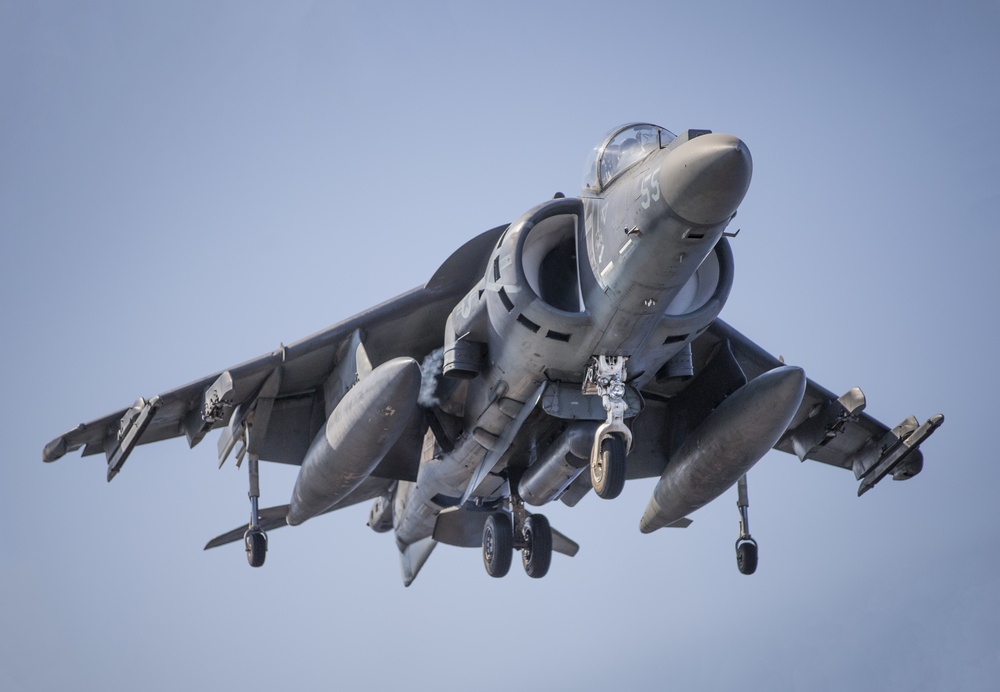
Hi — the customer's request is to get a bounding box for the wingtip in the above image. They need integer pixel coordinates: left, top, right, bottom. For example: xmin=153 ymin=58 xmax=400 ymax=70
xmin=42 ymin=436 xmax=67 ymax=463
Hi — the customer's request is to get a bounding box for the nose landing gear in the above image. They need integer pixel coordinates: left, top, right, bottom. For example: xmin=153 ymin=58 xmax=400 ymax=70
xmin=583 ymin=355 xmax=633 ymax=500
xmin=592 ymin=434 xmax=627 ymax=500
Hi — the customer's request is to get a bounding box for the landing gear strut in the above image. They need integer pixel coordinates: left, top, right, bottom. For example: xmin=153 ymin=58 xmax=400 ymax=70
xmin=244 ymin=453 xmax=268 ymax=567
xmin=735 ymin=474 xmax=758 ymax=575
xmin=481 ymin=469 xmax=553 ymax=579
xmin=583 ymin=355 xmax=632 ymax=500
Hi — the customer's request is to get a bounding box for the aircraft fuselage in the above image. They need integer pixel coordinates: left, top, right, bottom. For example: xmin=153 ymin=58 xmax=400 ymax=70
xmin=393 ymin=128 xmax=753 ymax=554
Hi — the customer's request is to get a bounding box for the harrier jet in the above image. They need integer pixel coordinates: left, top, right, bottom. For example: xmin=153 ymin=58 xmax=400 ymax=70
xmin=43 ymin=124 xmax=943 ymax=585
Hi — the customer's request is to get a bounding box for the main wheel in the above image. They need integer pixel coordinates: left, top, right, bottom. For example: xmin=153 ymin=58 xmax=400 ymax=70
xmin=736 ymin=539 xmax=758 ymax=575
xmin=592 ymin=434 xmax=627 ymax=500
xmin=482 ymin=512 xmax=513 ymax=578
xmin=245 ymin=529 xmax=267 ymax=568
xmin=522 ymin=514 xmax=553 ymax=579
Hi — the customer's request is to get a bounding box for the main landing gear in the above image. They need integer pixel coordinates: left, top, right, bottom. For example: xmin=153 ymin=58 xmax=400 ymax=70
xmin=482 ymin=470 xmax=553 ymax=579
xmin=734 ymin=474 xmax=758 ymax=575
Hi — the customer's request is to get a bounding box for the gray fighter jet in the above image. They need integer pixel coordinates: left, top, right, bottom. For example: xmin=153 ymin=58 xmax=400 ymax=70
xmin=43 ymin=124 xmax=943 ymax=585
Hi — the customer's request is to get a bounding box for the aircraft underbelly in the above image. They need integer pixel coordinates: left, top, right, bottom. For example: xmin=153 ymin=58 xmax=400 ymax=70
xmin=393 ymin=372 xmax=543 ymax=548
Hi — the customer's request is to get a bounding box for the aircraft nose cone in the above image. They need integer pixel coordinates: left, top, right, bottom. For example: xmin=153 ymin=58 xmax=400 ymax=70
xmin=660 ymin=133 xmax=752 ymax=226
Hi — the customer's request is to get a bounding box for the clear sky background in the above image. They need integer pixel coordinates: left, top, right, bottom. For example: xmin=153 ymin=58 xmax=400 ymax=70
xmin=2 ymin=1 xmax=997 ymax=690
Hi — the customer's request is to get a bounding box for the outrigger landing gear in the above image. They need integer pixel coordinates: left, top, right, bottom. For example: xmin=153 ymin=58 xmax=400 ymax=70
xmin=735 ymin=474 xmax=758 ymax=575
xmin=218 ymin=402 xmax=270 ymax=568
xmin=481 ymin=469 xmax=553 ymax=579
xmin=243 ymin=452 xmax=268 ymax=568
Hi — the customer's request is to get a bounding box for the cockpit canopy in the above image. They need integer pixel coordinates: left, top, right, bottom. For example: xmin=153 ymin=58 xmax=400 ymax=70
xmin=582 ymin=123 xmax=676 ymax=193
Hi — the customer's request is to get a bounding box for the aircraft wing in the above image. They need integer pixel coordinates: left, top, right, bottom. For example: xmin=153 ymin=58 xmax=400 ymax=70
xmin=43 ymin=225 xmax=507 ymax=480
xmin=696 ymin=319 xmax=943 ymax=495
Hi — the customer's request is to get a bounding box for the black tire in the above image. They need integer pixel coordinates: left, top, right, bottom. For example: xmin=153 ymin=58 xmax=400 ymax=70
xmin=482 ymin=513 xmax=513 ymax=578
xmin=592 ymin=434 xmax=627 ymax=500
xmin=736 ymin=540 xmax=758 ymax=575
xmin=522 ymin=514 xmax=553 ymax=579
xmin=245 ymin=530 xmax=267 ymax=568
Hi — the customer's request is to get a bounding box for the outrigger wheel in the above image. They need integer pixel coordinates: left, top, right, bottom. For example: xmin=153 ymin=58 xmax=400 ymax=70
xmin=736 ymin=538 xmax=758 ymax=575
xmin=244 ymin=528 xmax=267 ymax=568
xmin=483 ymin=512 xmax=513 ymax=578
xmin=734 ymin=474 xmax=757 ymax=575
xmin=243 ymin=446 xmax=267 ymax=568
xmin=592 ymin=434 xmax=627 ymax=500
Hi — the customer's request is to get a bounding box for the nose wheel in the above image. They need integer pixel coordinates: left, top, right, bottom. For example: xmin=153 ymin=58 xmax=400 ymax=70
xmin=592 ymin=434 xmax=627 ymax=500
xmin=735 ymin=474 xmax=757 ymax=575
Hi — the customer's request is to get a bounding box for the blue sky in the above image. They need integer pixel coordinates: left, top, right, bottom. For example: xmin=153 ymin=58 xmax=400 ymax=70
xmin=2 ymin=1 xmax=997 ymax=690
